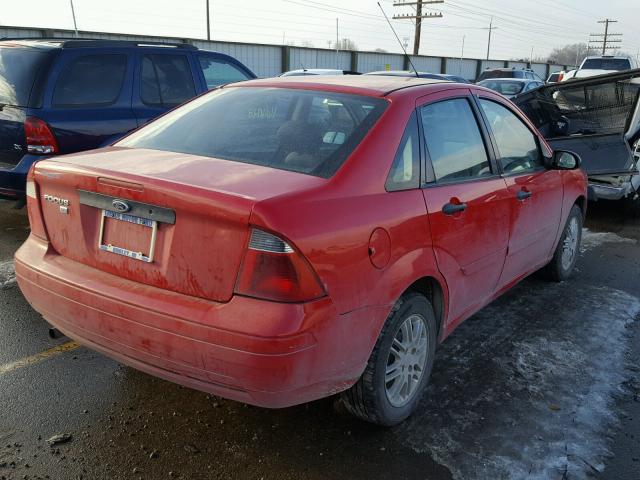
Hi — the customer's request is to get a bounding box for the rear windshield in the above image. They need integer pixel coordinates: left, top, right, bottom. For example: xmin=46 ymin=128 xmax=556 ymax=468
xmin=477 ymin=70 xmax=513 ymax=81
xmin=117 ymin=87 xmax=387 ymax=178
xmin=0 ymin=47 xmax=52 ymax=107
xmin=582 ymin=58 xmax=631 ymax=71
xmin=478 ymin=80 xmax=525 ymax=95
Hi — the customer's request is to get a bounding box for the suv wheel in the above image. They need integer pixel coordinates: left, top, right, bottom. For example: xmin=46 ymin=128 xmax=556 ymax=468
xmin=544 ymin=204 xmax=583 ymax=281
xmin=340 ymin=293 xmax=437 ymax=426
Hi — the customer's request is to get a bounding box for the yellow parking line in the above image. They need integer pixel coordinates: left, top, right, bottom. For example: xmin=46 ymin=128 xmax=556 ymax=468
xmin=0 ymin=341 xmax=80 ymax=375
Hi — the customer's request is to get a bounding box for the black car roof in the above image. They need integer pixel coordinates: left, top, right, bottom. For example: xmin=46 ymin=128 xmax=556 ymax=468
xmin=0 ymin=38 xmax=197 ymax=50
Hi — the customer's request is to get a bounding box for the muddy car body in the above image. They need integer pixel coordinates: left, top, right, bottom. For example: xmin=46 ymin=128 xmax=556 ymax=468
xmin=16 ymin=76 xmax=587 ymax=425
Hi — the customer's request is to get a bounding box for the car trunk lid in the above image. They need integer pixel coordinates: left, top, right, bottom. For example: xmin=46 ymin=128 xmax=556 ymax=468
xmin=513 ymin=68 xmax=640 ymax=176
xmin=0 ymin=106 xmax=27 ymax=169
xmin=32 ymin=147 xmax=325 ymax=302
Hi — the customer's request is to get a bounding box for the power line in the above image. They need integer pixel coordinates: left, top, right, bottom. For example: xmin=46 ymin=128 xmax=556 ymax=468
xmin=589 ymin=18 xmax=622 ymax=55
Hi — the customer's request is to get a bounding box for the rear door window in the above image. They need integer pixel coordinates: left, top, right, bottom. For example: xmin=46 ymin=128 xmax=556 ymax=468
xmin=420 ymin=98 xmax=492 ymax=182
xmin=140 ymin=54 xmax=196 ymax=108
xmin=198 ymin=55 xmax=251 ymax=89
xmin=52 ymin=54 xmax=127 ymax=107
xmin=386 ymin=111 xmax=420 ymax=191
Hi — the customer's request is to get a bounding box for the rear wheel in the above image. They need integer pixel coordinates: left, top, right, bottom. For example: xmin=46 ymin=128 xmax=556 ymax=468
xmin=544 ymin=204 xmax=583 ymax=281
xmin=341 ymin=293 xmax=437 ymax=426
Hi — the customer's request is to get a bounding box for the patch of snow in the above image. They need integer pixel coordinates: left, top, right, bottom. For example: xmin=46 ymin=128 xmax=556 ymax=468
xmin=395 ymin=282 xmax=640 ymax=480
xmin=0 ymin=259 xmax=15 ymax=289
xmin=581 ymin=228 xmax=636 ymax=252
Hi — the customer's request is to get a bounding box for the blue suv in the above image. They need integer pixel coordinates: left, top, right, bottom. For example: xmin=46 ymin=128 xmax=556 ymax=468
xmin=0 ymin=39 xmax=256 ymax=200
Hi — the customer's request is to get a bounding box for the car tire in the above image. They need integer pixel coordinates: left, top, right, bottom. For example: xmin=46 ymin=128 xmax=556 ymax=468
xmin=544 ymin=204 xmax=583 ymax=282
xmin=340 ymin=293 xmax=437 ymax=426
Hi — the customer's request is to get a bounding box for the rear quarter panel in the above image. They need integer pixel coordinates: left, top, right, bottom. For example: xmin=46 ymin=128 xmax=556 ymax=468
xmin=249 ymin=91 xmax=449 ymax=365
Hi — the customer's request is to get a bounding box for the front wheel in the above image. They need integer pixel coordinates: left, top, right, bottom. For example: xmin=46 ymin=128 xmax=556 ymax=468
xmin=340 ymin=293 xmax=437 ymax=426
xmin=544 ymin=204 xmax=583 ymax=281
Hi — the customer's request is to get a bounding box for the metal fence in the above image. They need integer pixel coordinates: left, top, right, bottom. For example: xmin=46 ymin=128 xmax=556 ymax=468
xmin=0 ymin=25 xmax=567 ymax=81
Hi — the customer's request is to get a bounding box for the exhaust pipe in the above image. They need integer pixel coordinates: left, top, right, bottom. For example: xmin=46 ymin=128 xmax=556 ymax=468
xmin=48 ymin=327 xmax=63 ymax=339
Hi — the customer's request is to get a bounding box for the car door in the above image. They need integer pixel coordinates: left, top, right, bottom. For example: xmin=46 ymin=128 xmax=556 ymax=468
xmin=42 ymin=48 xmax=137 ymax=152
xmin=418 ymin=89 xmax=512 ymax=326
xmin=132 ymin=50 xmax=198 ymax=126
xmin=475 ymin=91 xmax=563 ymax=289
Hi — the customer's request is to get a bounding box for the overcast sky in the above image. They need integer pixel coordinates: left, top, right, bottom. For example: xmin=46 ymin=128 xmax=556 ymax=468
xmin=2 ymin=0 xmax=639 ymax=61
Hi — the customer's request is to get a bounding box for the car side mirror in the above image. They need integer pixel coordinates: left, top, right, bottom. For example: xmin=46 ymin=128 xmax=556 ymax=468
xmin=551 ymin=150 xmax=582 ymax=170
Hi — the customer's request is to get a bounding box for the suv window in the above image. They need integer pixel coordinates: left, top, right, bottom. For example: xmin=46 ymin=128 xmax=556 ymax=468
xmin=386 ymin=111 xmax=420 ymax=191
xmin=198 ymin=55 xmax=250 ymax=89
xmin=0 ymin=47 xmax=52 ymax=107
xmin=479 ymin=99 xmax=543 ymax=174
xmin=420 ymin=98 xmax=491 ymax=182
xmin=141 ymin=54 xmax=196 ymax=107
xmin=52 ymin=54 xmax=127 ymax=107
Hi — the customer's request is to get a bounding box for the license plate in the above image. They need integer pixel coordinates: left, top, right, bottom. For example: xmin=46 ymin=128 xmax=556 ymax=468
xmin=98 ymin=210 xmax=158 ymax=263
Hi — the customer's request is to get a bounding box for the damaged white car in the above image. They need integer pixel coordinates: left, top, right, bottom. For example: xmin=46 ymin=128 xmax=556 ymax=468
xmin=514 ymin=69 xmax=640 ymax=212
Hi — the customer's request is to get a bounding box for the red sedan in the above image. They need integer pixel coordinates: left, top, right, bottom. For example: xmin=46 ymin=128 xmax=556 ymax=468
xmin=15 ymin=76 xmax=587 ymax=426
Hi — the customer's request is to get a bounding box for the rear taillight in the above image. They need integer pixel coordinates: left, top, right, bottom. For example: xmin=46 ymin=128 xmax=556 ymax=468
xmin=25 ymin=117 xmax=58 ymax=155
xmin=25 ymin=169 xmax=48 ymax=240
xmin=235 ymin=228 xmax=325 ymax=303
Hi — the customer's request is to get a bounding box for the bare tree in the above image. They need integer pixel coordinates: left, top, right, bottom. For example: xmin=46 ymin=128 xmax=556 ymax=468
xmin=547 ymin=43 xmax=598 ymax=68
xmin=333 ymin=38 xmax=358 ymax=51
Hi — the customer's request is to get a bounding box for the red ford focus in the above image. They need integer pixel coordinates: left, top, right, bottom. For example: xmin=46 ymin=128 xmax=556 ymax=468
xmin=15 ymin=76 xmax=587 ymax=425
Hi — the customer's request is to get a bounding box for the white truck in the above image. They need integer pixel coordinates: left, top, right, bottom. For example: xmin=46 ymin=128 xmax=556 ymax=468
xmin=574 ymin=55 xmax=639 ymax=79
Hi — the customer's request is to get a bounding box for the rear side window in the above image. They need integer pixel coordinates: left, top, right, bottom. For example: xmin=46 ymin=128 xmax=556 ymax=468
xmin=479 ymin=99 xmax=543 ymax=174
xmin=117 ymin=87 xmax=387 ymax=178
xmin=0 ymin=47 xmax=51 ymax=107
xmin=420 ymin=98 xmax=491 ymax=182
xmin=140 ymin=54 xmax=196 ymax=107
xmin=52 ymin=54 xmax=127 ymax=107
xmin=386 ymin=112 xmax=420 ymax=191
xmin=198 ymin=55 xmax=251 ymax=89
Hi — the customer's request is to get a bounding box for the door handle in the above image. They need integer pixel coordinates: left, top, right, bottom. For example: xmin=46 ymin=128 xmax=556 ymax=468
xmin=442 ymin=202 xmax=468 ymax=215
xmin=516 ymin=190 xmax=532 ymax=201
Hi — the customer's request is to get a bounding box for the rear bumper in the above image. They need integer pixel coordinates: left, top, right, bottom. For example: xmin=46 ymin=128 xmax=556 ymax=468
xmin=0 ymin=153 xmax=44 ymax=199
xmin=15 ymin=236 xmax=377 ymax=408
xmin=588 ymin=177 xmax=638 ymax=201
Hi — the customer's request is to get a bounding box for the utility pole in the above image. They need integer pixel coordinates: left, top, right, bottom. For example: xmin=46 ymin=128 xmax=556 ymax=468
xmin=589 ymin=19 xmax=622 ymax=55
xmin=392 ymin=1 xmax=444 ymax=56
xmin=484 ymin=17 xmax=497 ymax=60
xmin=206 ymin=0 xmax=211 ymax=41
xmin=69 ymin=0 xmax=78 ymax=37
xmin=459 ymin=34 xmax=465 ymax=75
xmin=335 ymin=18 xmax=339 ymax=69
xmin=529 ymin=46 xmax=534 ymax=65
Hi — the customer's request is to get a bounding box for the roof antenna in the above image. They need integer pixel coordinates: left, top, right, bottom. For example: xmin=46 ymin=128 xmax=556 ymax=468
xmin=377 ymin=2 xmax=419 ymax=78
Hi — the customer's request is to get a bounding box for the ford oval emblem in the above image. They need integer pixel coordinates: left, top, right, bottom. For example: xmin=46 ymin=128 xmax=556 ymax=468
xmin=112 ymin=199 xmax=130 ymax=213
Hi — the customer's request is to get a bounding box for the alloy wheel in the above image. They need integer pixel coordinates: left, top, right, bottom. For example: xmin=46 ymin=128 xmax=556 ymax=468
xmin=385 ymin=314 xmax=429 ymax=408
